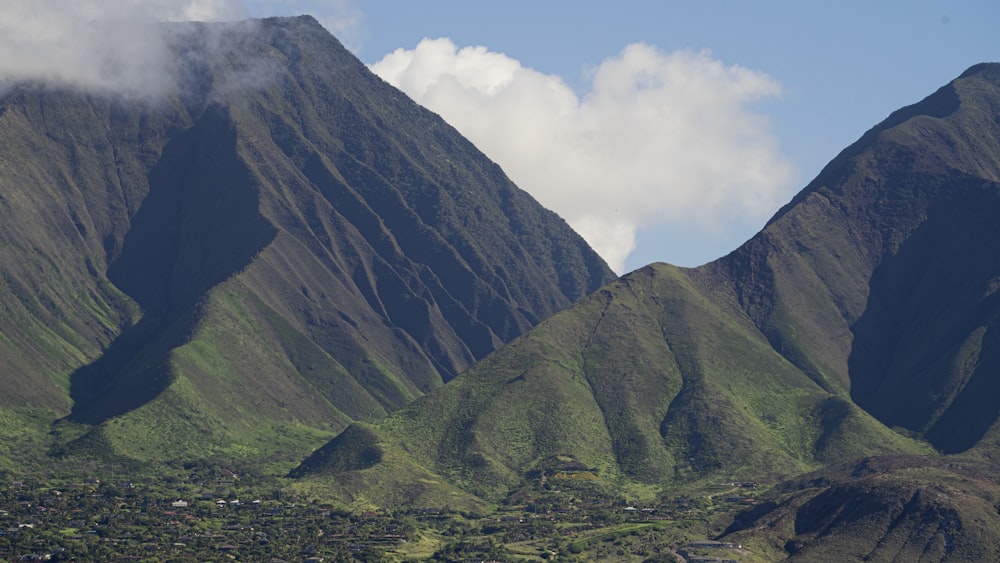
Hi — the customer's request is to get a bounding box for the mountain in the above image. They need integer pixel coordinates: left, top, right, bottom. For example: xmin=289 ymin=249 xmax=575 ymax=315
xmin=0 ymin=16 xmax=613 ymax=465
xmin=698 ymin=62 xmax=1000 ymax=454
xmin=291 ymin=262 xmax=928 ymax=508
xmin=294 ymin=63 xmax=1000 ymax=509
xmin=716 ymin=454 xmax=1000 ymax=561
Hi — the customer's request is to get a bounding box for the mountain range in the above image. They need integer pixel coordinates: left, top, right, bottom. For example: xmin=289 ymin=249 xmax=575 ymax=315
xmin=289 ymin=60 xmax=1000 ymax=557
xmin=2 ymin=15 xmax=1000 ymax=561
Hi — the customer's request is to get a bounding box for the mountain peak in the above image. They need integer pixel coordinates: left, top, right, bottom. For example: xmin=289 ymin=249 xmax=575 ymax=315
xmin=769 ymin=62 xmax=1000 ymax=226
xmin=0 ymin=16 xmax=614 ymax=460
xmin=958 ymin=61 xmax=1000 ymax=79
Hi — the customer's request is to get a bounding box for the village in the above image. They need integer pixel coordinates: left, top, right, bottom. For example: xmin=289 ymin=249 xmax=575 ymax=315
xmin=0 ymin=464 xmax=761 ymax=562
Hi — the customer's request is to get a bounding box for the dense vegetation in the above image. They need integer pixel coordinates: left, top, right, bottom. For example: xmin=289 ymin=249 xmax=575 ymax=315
xmin=0 ymin=460 xmax=777 ymax=562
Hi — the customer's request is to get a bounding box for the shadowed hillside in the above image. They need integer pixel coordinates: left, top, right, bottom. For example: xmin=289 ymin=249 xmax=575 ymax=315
xmin=698 ymin=62 xmax=1000 ymax=453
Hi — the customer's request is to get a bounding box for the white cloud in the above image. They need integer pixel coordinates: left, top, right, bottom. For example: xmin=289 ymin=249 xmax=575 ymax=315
xmin=372 ymin=39 xmax=796 ymax=272
xmin=0 ymin=0 xmax=246 ymax=98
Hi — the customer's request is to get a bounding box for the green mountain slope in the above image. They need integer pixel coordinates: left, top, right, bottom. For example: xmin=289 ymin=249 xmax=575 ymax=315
xmin=293 ymin=263 xmax=927 ymax=506
xmin=296 ymin=63 xmax=1000 ymax=506
xmin=0 ymin=16 xmax=613 ymax=464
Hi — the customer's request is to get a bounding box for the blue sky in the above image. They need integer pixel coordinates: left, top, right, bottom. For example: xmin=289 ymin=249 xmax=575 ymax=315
xmin=6 ymin=0 xmax=995 ymax=272
xmin=248 ymin=1 xmax=998 ymax=272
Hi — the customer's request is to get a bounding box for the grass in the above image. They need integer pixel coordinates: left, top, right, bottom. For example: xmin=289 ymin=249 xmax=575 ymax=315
xmin=0 ymin=406 xmax=61 ymax=471
xmin=385 ymin=527 xmax=447 ymax=560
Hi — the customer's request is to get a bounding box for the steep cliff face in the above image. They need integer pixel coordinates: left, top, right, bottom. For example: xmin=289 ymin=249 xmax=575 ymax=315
xmin=0 ymin=16 xmax=614 ymax=461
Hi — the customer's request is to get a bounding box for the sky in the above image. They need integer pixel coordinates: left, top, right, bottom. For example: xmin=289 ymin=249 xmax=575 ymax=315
xmin=2 ymin=1 xmax=997 ymax=273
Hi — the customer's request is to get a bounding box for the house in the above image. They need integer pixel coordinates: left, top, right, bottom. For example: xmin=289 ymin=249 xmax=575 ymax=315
xmin=170 ymin=500 xmax=189 ymax=508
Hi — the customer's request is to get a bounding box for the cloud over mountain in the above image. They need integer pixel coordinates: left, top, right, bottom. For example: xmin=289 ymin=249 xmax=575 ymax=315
xmin=0 ymin=0 xmax=246 ymax=97
xmin=372 ymin=39 xmax=796 ymax=272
